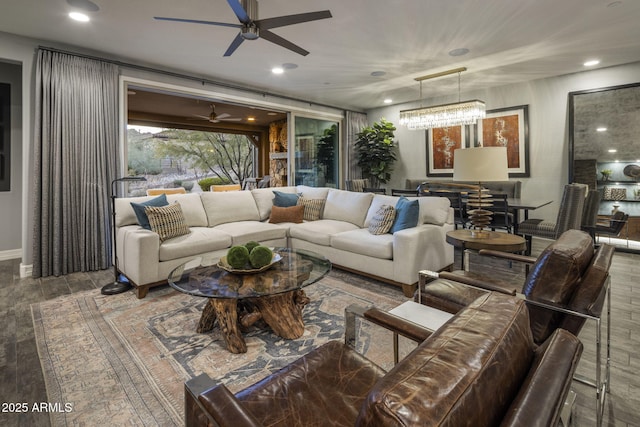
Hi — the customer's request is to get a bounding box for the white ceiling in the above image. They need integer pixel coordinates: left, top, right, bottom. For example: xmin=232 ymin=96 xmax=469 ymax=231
xmin=2 ymin=0 xmax=640 ymax=111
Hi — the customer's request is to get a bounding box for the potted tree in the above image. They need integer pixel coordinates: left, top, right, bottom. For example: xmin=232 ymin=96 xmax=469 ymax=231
xmin=354 ymin=118 xmax=397 ymax=188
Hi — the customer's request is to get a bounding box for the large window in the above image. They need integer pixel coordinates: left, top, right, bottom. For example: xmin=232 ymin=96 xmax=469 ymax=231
xmin=126 ymin=125 xmax=257 ymax=195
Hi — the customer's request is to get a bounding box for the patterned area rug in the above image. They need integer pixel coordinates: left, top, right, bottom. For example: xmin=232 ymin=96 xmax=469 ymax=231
xmin=31 ymin=270 xmax=409 ymax=426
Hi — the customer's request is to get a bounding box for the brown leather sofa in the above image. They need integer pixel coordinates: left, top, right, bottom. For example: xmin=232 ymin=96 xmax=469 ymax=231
xmin=184 ymin=292 xmax=582 ymax=427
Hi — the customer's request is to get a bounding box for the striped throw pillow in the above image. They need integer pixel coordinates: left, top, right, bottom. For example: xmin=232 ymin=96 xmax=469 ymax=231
xmin=145 ymin=203 xmax=190 ymax=241
xmin=296 ymin=197 xmax=326 ymax=221
xmin=368 ymin=205 xmax=396 ymax=235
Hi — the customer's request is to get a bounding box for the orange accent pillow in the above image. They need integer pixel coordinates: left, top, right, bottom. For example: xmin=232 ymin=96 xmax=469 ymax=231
xmin=269 ymin=205 xmax=304 ymax=224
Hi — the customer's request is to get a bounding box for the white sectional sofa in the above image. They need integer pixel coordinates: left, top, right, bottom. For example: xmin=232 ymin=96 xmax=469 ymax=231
xmin=114 ymin=186 xmax=454 ymax=298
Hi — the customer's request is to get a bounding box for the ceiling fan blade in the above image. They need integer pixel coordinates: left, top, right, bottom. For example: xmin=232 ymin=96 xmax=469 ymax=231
xmin=188 ymin=115 xmax=211 ymax=120
xmin=220 ymin=118 xmax=243 ymax=121
xmin=260 ymin=29 xmax=309 ymax=56
xmin=257 ymin=10 xmax=332 ymax=30
xmin=216 ymin=113 xmax=231 ymax=119
xmin=224 ymin=33 xmax=245 ymax=56
xmin=226 ymin=0 xmax=251 ymax=24
xmin=154 ymin=16 xmax=241 ymax=28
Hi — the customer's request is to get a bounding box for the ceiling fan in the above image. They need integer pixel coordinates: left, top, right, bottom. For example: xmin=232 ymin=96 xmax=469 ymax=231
xmin=192 ymin=104 xmax=243 ymax=123
xmin=154 ymin=0 xmax=332 ymax=56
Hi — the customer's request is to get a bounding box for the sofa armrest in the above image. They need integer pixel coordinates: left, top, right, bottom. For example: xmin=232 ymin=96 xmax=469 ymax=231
xmin=185 ymin=373 xmax=261 ymax=427
xmin=500 ymin=329 xmax=583 ymax=427
xmin=117 ymin=226 xmax=160 ymax=286
xmin=392 ymin=225 xmax=454 ymax=285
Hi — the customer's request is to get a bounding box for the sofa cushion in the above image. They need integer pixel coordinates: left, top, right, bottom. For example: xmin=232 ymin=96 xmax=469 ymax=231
xmin=323 ymin=189 xmax=374 ymax=227
xmin=296 ymin=185 xmax=330 ymax=200
xmin=297 ymin=197 xmax=326 ymax=221
xmin=158 ymin=227 xmax=232 ymax=262
xmin=251 ymin=186 xmax=297 ymax=220
xmin=269 ymin=205 xmax=304 ymax=224
xmin=390 ymin=197 xmax=419 ymax=233
xmin=273 ymin=190 xmax=300 ymax=207
xmin=367 ymin=205 xmax=396 ymax=235
xmin=145 ymin=203 xmax=191 ymax=241
xmin=201 ymin=191 xmax=260 ymax=227
xmin=166 ymin=193 xmax=208 ymax=227
xmin=357 ymin=293 xmax=534 ymax=427
xmin=131 ymin=194 xmax=168 ymax=230
xmin=414 ymin=196 xmax=451 ymax=225
xmin=289 ymin=220 xmax=360 ymax=246
xmin=331 ymin=229 xmax=394 ymax=260
xmin=364 ymin=195 xmax=400 ymax=227
xmin=213 ymin=221 xmax=288 ymax=245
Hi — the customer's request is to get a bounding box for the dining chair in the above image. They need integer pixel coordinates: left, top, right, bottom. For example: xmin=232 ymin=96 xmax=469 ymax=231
xmin=581 ymin=190 xmax=601 ymax=240
xmin=518 ymin=183 xmax=588 ymax=254
xmin=363 ymin=187 xmax=386 ymax=194
xmin=391 ymin=189 xmax=418 ymax=196
xmin=211 ymin=183 xmax=241 ymax=192
xmin=146 ymin=187 xmax=187 ymax=196
xmin=345 ymin=178 xmax=370 ymax=192
xmin=257 ymin=175 xmax=271 ymax=188
xmin=595 ymin=211 xmax=629 ymax=245
xmin=487 ymin=193 xmax=513 ymax=233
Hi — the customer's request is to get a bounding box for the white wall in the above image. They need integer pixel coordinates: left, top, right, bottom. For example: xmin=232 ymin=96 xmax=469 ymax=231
xmin=366 ymin=61 xmax=640 ymax=222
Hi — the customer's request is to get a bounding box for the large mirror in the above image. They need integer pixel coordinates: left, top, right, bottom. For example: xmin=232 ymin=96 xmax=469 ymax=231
xmin=569 ymin=82 xmax=640 ymax=252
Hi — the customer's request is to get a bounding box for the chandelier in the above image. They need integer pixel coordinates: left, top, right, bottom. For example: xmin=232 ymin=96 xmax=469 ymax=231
xmin=399 ymin=67 xmax=485 ymax=130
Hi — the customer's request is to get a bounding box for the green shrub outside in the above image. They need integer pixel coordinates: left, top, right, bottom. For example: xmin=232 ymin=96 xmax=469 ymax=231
xmin=197 ymin=177 xmax=232 ymax=191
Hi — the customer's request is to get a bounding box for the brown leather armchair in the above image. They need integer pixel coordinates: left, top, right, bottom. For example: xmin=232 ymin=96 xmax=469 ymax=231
xmin=419 ymin=229 xmax=614 ymax=426
xmin=184 ymin=293 xmax=582 ymax=427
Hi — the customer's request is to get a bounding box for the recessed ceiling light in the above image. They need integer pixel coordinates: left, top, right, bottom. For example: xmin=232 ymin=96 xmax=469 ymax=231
xmin=449 ymin=48 xmax=469 ymax=57
xmin=370 ymin=71 xmax=386 ymax=77
xmin=69 ymin=11 xmax=90 ymax=22
xmin=596 ymin=127 xmax=607 ymax=132
xmin=271 ymin=67 xmax=284 ymax=74
xmin=67 ymin=0 xmax=99 ymax=12
xmin=608 ymin=149 xmax=617 ymax=153
xmin=383 ymin=99 xmax=393 ymax=104
xmin=247 ymin=117 xmax=256 ymax=121
xmin=267 ymin=112 xmax=278 ymax=116
xmin=282 ymin=63 xmax=298 ymax=70
xmin=584 ymin=59 xmax=600 ymax=67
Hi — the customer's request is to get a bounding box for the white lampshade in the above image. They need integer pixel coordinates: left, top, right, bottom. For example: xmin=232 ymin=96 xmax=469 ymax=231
xmin=453 ymin=147 xmax=509 ymax=182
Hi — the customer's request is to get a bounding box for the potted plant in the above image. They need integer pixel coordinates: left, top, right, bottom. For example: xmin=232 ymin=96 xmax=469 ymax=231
xmin=601 ymin=169 xmax=612 ymax=181
xmin=354 ymin=118 xmax=398 ymax=188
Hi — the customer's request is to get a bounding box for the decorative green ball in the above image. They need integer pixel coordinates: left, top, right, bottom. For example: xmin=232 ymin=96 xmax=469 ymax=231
xmin=244 ymin=241 xmax=260 ymax=253
xmin=249 ymin=246 xmax=273 ymax=268
xmin=227 ymin=245 xmax=250 ymax=269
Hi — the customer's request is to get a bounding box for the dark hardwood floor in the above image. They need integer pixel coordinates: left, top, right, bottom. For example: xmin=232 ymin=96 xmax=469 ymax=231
xmin=0 ymin=239 xmax=638 ymax=426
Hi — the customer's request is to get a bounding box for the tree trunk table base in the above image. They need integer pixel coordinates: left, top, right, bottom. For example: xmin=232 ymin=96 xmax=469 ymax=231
xmin=197 ymin=289 xmax=310 ymax=353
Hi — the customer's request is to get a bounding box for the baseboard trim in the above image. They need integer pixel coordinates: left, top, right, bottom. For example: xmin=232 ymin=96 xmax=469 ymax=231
xmin=0 ymin=248 xmax=21 ymax=261
xmin=20 ymin=263 xmax=33 ymax=278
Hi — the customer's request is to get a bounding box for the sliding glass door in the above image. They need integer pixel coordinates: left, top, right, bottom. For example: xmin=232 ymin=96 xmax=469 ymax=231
xmin=292 ymin=116 xmax=340 ymax=187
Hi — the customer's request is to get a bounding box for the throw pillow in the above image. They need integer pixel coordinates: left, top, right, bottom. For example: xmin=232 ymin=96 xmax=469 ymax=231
xmin=296 ymin=197 xmax=326 ymax=221
xmin=145 ymin=203 xmax=190 ymax=241
xmin=368 ymin=205 xmax=396 ymax=235
xmin=272 ymin=190 xmax=299 ymax=207
xmin=269 ymin=205 xmax=304 ymax=224
xmin=130 ymin=194 xmax=168 ymax=230
xmin=390 ymin=197 xmax=420 ymax=233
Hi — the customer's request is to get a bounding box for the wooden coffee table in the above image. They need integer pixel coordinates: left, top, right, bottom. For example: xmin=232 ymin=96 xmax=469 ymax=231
xmin=168 ymin=248 xmax=331 ymax=353
xmin=446 ymin=229 xmax=527 ymax=271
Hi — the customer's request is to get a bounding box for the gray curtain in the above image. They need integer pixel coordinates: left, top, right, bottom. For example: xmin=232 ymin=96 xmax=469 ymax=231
xmin=344 ymin=111 xmax=368 ymax=184
xmin=33 ymin=49 xmax=119 ymax=277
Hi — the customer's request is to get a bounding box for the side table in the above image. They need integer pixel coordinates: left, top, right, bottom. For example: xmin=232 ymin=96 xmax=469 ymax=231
xmin=446 ymin=229 xmax=527 ymax=271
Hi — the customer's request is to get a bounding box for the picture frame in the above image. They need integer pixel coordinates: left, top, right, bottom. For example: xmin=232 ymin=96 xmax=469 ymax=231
xmin=477 ymin=105 xmax=530 ymax=177
xmin=426 ymin=124 xmax=471 ymax=176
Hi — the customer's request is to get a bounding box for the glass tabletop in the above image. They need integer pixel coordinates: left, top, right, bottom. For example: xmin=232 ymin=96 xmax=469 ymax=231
xmin=167 ymin=247 xmax=332 ymax=299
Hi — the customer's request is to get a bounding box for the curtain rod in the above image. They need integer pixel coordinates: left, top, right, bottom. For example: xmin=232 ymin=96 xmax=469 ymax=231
xmin=38 ymin=45 xmax=360 ymax=114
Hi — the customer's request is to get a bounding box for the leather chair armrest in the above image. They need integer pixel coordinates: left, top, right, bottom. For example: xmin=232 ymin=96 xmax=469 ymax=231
xmin=436 ymin=271 xmax=518 ymax=296
xmin=185 ymin=374 xmax=261 ymax=427
xmin=477 ymin=249 xmax=537 ymax=264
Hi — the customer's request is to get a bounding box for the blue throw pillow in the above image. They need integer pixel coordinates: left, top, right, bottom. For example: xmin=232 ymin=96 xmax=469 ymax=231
xmin=273 ymin=190 xmax=299 ymax=207
xmin=130 ymin=194 xmax=169 ymax=230
xmin=390 ymin=197 xmax=420 ymax=233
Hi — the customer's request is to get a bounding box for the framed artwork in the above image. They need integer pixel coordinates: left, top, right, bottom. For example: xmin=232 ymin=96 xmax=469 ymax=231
xmin=426 ymin=124 xmax=471 ymax=176
xmin=477 ymin=105 xmax=530 ymax=177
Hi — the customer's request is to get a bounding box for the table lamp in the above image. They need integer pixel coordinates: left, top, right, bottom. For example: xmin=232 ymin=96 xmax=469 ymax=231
xmin=453 ymin=147 xmax=509 ymax=238
xmin=101 ymin=176 xmax=147 ymax=295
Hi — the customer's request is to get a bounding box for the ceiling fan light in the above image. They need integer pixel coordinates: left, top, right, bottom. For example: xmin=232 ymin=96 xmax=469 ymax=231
xmin=241 ymin=25 xmax=259 ymax=40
